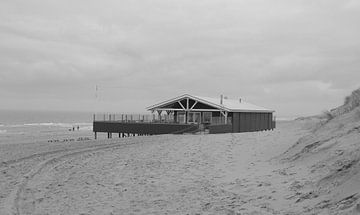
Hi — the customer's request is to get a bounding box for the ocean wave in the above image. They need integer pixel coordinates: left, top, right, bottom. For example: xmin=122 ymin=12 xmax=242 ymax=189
xmin=5 ymin=122 xmax=92 ymax=128
xmin=23 ymin=122 xmax=92 ymax=127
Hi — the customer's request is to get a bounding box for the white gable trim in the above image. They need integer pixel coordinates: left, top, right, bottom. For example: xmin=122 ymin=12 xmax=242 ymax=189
xmin=147 ymin=94 xmax=229 ymax=111
xmin=146 ymin=94 xmax=274 ymax=113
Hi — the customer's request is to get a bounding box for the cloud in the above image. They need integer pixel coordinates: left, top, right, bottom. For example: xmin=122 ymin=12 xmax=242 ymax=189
xmin=0 ymin=0 xmax=359 ymax=116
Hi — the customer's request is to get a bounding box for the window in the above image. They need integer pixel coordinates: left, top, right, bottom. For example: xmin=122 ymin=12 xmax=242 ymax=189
xmin=203 ymin=112 xmax=212 ymax=123
xmin=188 ymin=112 xmax=201 ymax=124
xmin=177 ymin=112 xmax=186 ymax=124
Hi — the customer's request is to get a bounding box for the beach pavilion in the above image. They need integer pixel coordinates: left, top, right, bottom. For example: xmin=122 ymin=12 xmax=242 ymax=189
xmin=93 ymin=94 xmax=276 ymax=138
xmin=147 ymin=94 xmax=275 ymax=133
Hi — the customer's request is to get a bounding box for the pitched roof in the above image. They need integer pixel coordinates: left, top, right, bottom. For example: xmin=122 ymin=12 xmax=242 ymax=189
xmin=147 ymin=94 xmax=274 ymax=113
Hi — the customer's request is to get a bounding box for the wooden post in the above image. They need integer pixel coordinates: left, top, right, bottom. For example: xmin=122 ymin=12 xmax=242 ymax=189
xmin=122 ymin=114 xmax=124 ymax=122
xmin=103 ymin=114 xmax=106 ymax=121
xmin=93 ymin=114 xmax=96 ymax=122
xmin=157 ymin=110 xmax=162 ymax=122
xmin=125 ymin=115 xmax=128 ymax=122
xmin=94 ymin=132 xmax=97 ymax=139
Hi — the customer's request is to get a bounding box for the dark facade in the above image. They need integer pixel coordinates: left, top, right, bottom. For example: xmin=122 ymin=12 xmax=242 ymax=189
xmin=232 ymin=112 xmax=274 ymax=132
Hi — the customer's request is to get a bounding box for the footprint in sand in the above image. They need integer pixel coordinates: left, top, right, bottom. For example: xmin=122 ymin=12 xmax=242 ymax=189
xmin=355 ymin=204 xmax=360 ymax=212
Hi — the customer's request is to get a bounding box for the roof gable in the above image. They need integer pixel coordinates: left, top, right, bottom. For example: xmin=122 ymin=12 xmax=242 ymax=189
xmin=147 ymin=94 xmax=274 ymax=113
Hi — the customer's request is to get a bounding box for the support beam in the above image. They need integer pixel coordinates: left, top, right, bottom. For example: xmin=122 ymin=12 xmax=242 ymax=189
xmin=220 ymin=111 xmax=228 ymax=124
xmin=177 ymin=101 xmax=186 ymax=110
xmin=190 ymin=101 xmax=198 ymax=110
xmin=153 ymin=108 xmax=223 ymax=112
xmin=157 ymin=110 xmax=162 ymax=122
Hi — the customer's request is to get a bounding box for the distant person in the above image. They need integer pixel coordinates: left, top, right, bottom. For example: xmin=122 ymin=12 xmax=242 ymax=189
xmin=72 ymin=127 xmax=75 ymax=131
xmin=77 ymin=126 xmax=79 ymax=130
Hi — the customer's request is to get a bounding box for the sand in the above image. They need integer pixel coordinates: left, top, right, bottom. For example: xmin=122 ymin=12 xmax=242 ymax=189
xmin=0 ymin=120 xmax=359 ymax=215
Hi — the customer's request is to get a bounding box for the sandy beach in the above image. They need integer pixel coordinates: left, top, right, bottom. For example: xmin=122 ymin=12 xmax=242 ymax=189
xmin=2 ymin=117 xmax=359 ymax=215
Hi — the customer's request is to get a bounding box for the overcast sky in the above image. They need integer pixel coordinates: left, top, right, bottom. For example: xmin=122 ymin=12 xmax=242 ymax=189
xmin=1 ymin=0 xmax=360 ymax=118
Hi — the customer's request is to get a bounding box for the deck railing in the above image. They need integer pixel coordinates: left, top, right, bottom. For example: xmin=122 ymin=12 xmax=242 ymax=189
xmin=93 ymin=114 xmax=232 ymax=125
xmin=93 ymin=113 xmax=176 ymax=123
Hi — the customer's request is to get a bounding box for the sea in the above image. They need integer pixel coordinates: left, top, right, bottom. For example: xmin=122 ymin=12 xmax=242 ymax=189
xmin=0 ymin=110 xmax=94 ymax=145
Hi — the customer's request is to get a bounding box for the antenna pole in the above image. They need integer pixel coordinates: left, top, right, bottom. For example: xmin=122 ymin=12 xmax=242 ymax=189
xmin=95 ymin=85 xmax=98 ymax=99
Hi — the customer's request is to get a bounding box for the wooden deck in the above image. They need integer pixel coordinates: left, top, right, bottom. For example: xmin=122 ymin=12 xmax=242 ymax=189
xmin=93 ymin=121 xmax=199 ymax=139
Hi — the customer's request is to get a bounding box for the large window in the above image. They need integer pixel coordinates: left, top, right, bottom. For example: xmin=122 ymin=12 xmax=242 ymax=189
xmin=177 ymin=112 xmax=186 ymax=124
xmin=203 ymin=112 xmax=212 ymax=123
xmin=188 ymin=112 xmax=201 ymax=124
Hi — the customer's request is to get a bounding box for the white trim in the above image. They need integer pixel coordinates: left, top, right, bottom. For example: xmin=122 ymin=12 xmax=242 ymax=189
xmin=146 ymin=94 xmax=274 ymax=113
xmin=147 ymin=94 xmax=229 ymax=111
xmin=177 ymin=101 xmax=186 ymax=110
xmin=190 ymin=101 xmax=198 ymax=110
xmin=153 ymin=108 xmax=221 ymax=112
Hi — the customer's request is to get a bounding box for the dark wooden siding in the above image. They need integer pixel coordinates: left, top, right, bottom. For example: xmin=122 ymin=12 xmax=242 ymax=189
xmin=232 ymin=112 xmax=274 ymax=133
xmin=209 ymin=124 xmax=233 ymax=134
xmin=232 ymin=112 xmax=240 ymax=132
xmin=93 ymin=121 xmax=199 ymax=135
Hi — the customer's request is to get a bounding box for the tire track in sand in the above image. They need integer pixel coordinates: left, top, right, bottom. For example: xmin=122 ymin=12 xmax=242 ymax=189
xmin=1 ymin=140 xmax=142 ymax=215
